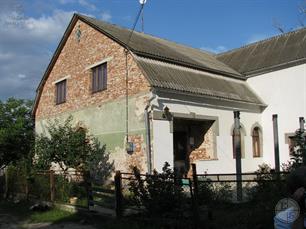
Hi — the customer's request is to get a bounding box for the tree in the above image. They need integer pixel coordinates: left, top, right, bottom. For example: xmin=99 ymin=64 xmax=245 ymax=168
xmin=35 ymin=116 xmax=113 ymax=184
xmin=0 ymin=98 xmax=34 ymax=170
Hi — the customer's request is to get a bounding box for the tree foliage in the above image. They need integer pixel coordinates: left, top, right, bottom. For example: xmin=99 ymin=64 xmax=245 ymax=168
xmin=290 ymin=128 xmax=306 ymax=169
xmin=35 ymin=116 xmax=113 ymax=184
xmin=0 ymin=98 xmax=34 ymax=169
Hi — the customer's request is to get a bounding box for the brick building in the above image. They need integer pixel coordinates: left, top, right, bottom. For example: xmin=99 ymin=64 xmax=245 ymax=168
xmin=33 ymin=14 xmax=306 ymax=174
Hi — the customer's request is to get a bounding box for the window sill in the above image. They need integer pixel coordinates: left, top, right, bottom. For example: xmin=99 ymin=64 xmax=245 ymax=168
xmin=55 ymin=101 xmax=66 ymax=105
xmin=92 ymin=88 xmax=107 ymax=94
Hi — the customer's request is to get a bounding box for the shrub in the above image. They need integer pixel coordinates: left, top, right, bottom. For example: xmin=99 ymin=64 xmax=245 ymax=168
xmin=248 ymin=163 xmax=286 ymax=207
xmin=128 ymin=162 xmax=189 ymax=217
xmin=198 ymin=179 xmax=232 ymax=205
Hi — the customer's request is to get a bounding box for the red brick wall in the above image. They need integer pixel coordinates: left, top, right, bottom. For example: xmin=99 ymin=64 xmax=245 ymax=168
xmin=35 ymin=20 xmax=150 ymax=120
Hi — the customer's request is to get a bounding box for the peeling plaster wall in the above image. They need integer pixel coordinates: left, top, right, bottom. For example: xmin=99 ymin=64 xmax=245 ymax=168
xmin=36 ymin=93 xmax=149 ymax=172
xmin=152 ymin=95 xmax=264 ymax=174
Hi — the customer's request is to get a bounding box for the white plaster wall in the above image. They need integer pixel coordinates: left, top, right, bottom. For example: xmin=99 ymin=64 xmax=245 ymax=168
xmin=247 ymin=64 xmax=306 ymax=168
xmin=152 ymin=120 xmax=173 ymax=171
xmin=152 ymin=100 xmax=264 ymax=174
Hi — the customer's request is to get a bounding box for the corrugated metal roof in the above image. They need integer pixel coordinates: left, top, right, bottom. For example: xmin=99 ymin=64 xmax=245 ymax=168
xmin=78 ymin=14 xmax=242 ymax=78
xmin=136 ymin=57 xmax=265 ymax=106
xmin=217 ymin=27 xmax=306 ymax=76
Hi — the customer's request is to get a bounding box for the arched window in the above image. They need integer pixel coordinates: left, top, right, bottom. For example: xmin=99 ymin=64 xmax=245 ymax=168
xmin=252 ymin=127 xmax=262 ymax=157
xmin=232 ymin=125 xmax=245 ymax=159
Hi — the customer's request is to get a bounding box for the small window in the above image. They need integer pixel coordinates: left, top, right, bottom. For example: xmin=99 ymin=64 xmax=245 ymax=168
xmin=55 ymin=80 xmax=66 ymax=104
xmin=92 ymin=63 xmax=107 ymax=93
xmin=252 ymin=127 xmax=262 ymax=157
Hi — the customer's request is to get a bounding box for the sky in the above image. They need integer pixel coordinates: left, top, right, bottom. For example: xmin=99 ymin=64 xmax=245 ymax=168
xmin=0 ymin=0 xmax=305 ymax=100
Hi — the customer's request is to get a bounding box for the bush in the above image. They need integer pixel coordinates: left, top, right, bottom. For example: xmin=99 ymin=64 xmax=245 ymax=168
xmin=198 ymin=179 xmax=232 ymax=205
xmin=28 ymin=174 xmax=50 ymax=201
xmin=5 ymin=164 xmax=28 ymax=198
xmin=248 ymin=163 xmax=287 ymax=208
xmin=128 ymin=162 xmax=189 ymax=217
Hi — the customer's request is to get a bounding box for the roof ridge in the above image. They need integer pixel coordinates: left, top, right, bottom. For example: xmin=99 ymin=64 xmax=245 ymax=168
xmin=77 ymin=13 xmax=214 ymax=56
xmin=217 ymin=26 xmax=306 ymax=56
xmin=77 ymin=13 xmax=242 ymax=77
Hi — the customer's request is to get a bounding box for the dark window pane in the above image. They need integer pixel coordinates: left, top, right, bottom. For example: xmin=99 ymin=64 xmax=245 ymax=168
xmin=103 ymin=64 xmax=107 ymax=89
xmin=98 ymin=66 xmax=102 ymax=91
xmin=56 ymin=80 xmax=66 ymax=104
xmin=92 ymin=62 xmax=107 ymax=93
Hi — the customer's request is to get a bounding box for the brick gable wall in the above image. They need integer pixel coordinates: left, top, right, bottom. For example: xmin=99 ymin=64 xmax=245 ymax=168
xmin=35 ymin=19 xmax=150 ymax=120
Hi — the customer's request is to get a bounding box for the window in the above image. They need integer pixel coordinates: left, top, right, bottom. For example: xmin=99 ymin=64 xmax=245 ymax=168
xmin=232 ymin=125 xmax=245 ymax=159
xmin=55 ymin=79 xmax=66 ymax=104
xmin=92 ymin=63 xmax=107 ymax=93
xmin=252 ymin=127 xmax=262 ymax=157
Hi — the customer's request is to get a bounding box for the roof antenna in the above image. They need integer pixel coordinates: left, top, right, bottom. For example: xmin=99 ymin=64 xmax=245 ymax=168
xmin=140 ymin=0 xmax=147 ymax=33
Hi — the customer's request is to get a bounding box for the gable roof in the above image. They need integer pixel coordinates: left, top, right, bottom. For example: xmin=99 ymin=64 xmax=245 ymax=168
xmin=33 ymin=14 xmax=265 ymax=116
xmin=77 ymin=14 xmax=242 ymax=78
xmin=217 ymin=27 xmax=306 ymax=77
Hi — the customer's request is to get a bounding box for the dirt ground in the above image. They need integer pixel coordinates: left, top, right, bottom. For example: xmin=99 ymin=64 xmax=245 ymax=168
xmin=0 ymin=214 xmax=95 ymax=229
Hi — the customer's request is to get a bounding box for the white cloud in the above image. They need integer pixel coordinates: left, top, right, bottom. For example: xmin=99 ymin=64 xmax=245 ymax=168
xmin=101 ymin=11 xmax=112 ymax=22
xmin=22 ymin=10 xmax=74 ymax=42
xmin=58 ymin=0 xmax=75 ymax=4
xmin=17 ymin=74 xmax=26 ymax=79
xmin=200 ymin=45 xmax=227 ymax=54
xmin=0 ymin=9 xmax=75 ymax=99
xmin=78 ymin=0 xmax=97 ymax=11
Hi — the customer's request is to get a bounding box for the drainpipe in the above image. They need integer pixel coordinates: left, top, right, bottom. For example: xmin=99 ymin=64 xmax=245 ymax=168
xmin=144 ymin=94 xmax=156 ymax=174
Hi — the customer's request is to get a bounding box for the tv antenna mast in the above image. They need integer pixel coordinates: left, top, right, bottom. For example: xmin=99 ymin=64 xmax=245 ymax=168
xmin=139 ymin=0 xmax=147 ymax=33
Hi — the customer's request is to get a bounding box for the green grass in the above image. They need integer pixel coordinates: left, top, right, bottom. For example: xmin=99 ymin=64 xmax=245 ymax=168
xmin=0 ymin=200 xmax=82 ymax=224
xmin=29 ymin=208 xmax=79 ymax=223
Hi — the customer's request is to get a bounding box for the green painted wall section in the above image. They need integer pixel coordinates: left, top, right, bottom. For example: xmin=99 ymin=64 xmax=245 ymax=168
xmin=95 ymin=129 xmax=146 ymax=151
xmin=35 ymin=93 xmax=148 ymax=153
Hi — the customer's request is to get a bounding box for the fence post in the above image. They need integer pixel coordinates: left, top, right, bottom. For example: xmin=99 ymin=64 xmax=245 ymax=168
xmin=50 ymin=170 xmax=55 ymax=202
xmin=191 ymin=164 xmax=198 ymax=197
xmin=85 ymin=171 xmax=94 ymax=211
xmin=4 ymin=170 xmax=9 ymax=199
xmin=25 ymin=178 xmax=29 ymax=201
xmin=115 ymin=170 xmax=123 ymax=218
xmin=191 ymin=163 xmax=200 ymax=228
